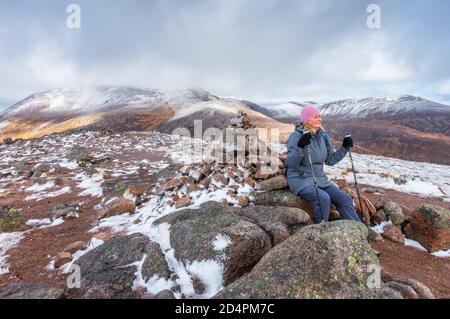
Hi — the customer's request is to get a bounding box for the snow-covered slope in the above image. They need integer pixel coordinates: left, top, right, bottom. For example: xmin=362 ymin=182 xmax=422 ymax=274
xmin=260 ymin=102 xmax=311 ymax=118
xmin=245 ymin=101 xmax=319 ymax=123
xmin=320 ymin=95 xmax=450 ymax=118
xmin=170 ymin=98 xmax=258 ymax=121
xmin=1 ymin=87 xmax=218 ymax=117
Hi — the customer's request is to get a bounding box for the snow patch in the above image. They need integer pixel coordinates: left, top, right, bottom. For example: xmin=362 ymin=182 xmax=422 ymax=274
xmin=212 ymin=234 xmax=232 ymax=251
xmin=405 ymin=239 xmax=449 ymax=258
xmin=404 ymin=238 xmax=428 ymax=252
xmin=371 ymin=221 xmax=392 ymax=234
xmin=431 ymin=249 xmax=450 ymax=258
xmin=26 ymin=217 xmax=64 ymax=229
xmin=132 ymin=254 xmax=175 ymax=295
xmin=123 ymin=189 xmax=136 ymax=202
xmin=25 ymin=181 xmax=55 ymax=192
xmin=75 ymin=173 xmax=104 ymax=197
xmin=25 ymin=186 xmax=72 ymax=201
xmin=0 ymin=232 xmax=24 ymax=275
xmin=58 ymin=159 xmax=78 ymax=170
xmin=185 ymin=259 xmax=224 ymax=298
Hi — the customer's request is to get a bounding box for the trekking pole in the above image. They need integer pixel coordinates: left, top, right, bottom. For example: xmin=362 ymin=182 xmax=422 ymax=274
xmin=305 ymin=144 xmax=324 ymax=223
xmin=345 ymin=134 xmax=365 ymax=223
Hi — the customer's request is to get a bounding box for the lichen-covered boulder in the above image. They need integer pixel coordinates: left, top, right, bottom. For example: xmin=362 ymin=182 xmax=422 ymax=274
xmin=215 ymin=220 xmax=397 ymax=299
xmin=69 ymin=233 xmax=170 ymax=299
xmin=256 ymin=175 xmax=288 ymax=191
xmin=154 ymin=201 xmax=272 ymax=285
xmin=404 ymin=204 xmax=450 ymax=252
xmin=238 ymin=206 xmax=311 ymax=245
xmin=382 ymin=201 xmax=405 ymax=226
xmin=251 ymin=190 xmax=314 ymax=215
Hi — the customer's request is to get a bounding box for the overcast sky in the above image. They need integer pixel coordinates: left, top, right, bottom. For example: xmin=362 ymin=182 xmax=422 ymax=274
xmin=1 ymin=0 xmax=450 ymax=108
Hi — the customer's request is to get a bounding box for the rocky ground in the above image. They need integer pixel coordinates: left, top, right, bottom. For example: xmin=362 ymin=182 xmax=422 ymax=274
xmin=0 ymin=129 xmax=449 ymax=299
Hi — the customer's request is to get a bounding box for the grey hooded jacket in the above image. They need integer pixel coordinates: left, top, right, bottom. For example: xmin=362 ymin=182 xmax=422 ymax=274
xmin=285 ymin=126 xmax=348 ymax=195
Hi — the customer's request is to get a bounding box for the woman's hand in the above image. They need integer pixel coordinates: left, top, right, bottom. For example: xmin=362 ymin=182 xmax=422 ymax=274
xmin=342 ymin=136 xmax=353 ymax=149
xmin=297 ymin=132 xmax=312 ymax=148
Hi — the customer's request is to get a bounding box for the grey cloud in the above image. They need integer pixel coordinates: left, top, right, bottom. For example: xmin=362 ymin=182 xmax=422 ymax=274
xmin=0 ymin=0 xmax=449 ymax=108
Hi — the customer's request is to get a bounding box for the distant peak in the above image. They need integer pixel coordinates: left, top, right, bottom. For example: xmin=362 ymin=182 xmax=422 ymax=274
xmin=319 ymin=94 xmax=450 ymax=118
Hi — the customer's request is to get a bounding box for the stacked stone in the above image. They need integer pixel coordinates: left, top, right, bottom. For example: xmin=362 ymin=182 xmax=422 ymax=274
xmin=229 ymin=111 xmax=255 ymax=130
xmin=153 ymin=113 xmax=288 ymax=209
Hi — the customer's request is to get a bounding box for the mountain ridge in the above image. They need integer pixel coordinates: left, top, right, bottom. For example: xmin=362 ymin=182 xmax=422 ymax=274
xmin=1 ymin=87 xmax=449 ymax=165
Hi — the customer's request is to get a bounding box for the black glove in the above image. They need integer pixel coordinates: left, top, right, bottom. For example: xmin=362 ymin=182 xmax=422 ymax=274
xmin=342 ymin=136 xmax=353 ymax=149
xmin=297 ymin=132 xmax=312 ymax=148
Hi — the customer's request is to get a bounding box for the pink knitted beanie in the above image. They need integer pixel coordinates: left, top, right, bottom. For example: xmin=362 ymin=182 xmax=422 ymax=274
xmin=300 ymin=105 xmax=320 ymax=125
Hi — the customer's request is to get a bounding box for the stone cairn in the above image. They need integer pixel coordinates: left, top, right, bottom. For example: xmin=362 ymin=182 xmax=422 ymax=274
xmin=151 ymin=111 xmax=285 ymax=210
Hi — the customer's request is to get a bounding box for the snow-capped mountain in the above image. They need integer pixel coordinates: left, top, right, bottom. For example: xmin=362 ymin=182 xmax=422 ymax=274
xmin=0 ymin=87 xmax=219 ymax=118
xmin=0 ymin=86 xmax=293 ymax=143
xmin=320 ymin=95 xmax=450 ymax=118
xmin=319 ymin=95 xmax=450 ymax=165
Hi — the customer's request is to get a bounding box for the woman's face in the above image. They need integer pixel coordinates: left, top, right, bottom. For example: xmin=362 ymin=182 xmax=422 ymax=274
xmin=307 ymin=113 xmax=322 ymax=129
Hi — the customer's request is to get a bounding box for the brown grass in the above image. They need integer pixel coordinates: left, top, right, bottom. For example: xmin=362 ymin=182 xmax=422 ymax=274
xmin=0 ymin=114 xmax=104 ymax=141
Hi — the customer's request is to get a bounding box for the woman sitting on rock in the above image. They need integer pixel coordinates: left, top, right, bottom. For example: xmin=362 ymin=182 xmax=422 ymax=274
xmin=285 ymin=105 xmax=361 ymax=224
